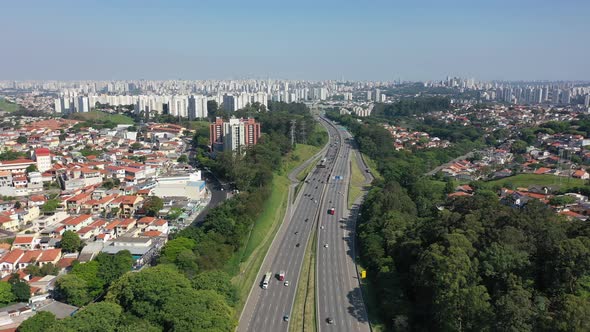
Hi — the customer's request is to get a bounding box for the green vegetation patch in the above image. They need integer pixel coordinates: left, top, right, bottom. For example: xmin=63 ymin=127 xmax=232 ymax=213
xmin=69 ymin=111 xmax=134 ymax=126
xmin=483 ymin=173 xmax=586 ymax=191
xmin=0 ymin=98 xmax=20 ymax=112
xmin=348 ymin=153 xmax=366 ymax=209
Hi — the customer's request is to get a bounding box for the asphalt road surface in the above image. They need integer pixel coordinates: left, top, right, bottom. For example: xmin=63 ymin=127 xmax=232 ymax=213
xmin=238 ymin=119 xmax=341 ymax=332
xmin=316 ymin=120 xmax=371 ymax=332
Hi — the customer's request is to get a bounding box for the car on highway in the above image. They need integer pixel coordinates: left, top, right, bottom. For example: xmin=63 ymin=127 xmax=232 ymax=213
xmin=296 ymin=243 xmax=300 ymax=247
xmin=320 ymin=225 xmax=325 ymax=229
xmin=324 ymin=243 xmax=329 ymax=248
xmin=284 ymin=280 xmax=289 ymax=286
xmin=278 ymin=271 xmax=285 ymax=281
xmin=326 ymin=317 xmax=334 ymax=324
xmin=328 ymin=208 xmax=335 ymax=215
xmin=283 ymin=314 xmax=290 ymax=322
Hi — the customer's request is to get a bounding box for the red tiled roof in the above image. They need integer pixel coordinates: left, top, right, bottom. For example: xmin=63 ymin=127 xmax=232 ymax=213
xmin=141 ymin=230 xmax=162 ymax=237
xmin=13 ymin=236 xmax=35 ymax=245
xmin=534 ymin=167 xmax=552 ymax=175
xmin=62 ymin=214 xmax=92 ymax=226
xmin=35 ymin=148 xmax=51 ymax=156
xmin=57 ymin=257 xmax=77 ymax=268
xmin=1 ymin=249 xmax=24 ymax=264
xmin=0 ymin=159 xmax=35 ymax=165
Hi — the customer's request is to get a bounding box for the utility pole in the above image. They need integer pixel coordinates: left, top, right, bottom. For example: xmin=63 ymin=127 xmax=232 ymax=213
xmin=290 ymin=119 xmax=296 ymax=147
xmin=300 ymin=120 xmax=306 ymax=144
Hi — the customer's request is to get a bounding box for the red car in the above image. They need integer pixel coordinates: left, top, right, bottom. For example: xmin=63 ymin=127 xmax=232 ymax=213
xmin=328 ymin=208 xmax=335 ymax=215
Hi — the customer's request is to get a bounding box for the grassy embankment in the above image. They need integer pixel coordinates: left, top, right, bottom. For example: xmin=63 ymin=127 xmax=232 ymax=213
xmin=0 ymin=98 xmax=20 ymax=112
xmin=361 ymin=152 xmax=383 ymax=181
xmin=348 ymin=153 xmax=367 ymax=209
xmin=228 ymin=143 xmax=322 ymax=316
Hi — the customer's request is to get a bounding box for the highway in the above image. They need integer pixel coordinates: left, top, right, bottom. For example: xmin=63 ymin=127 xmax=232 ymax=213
xmin=238 ymin=118 xmax=342 ymax=332
xmin=316 ymin=120 xmax=372 ymax=331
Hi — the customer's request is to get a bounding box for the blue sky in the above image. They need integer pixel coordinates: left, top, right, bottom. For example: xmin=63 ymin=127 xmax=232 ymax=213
xmin=0 ymin=0 xmax=588 ymax=81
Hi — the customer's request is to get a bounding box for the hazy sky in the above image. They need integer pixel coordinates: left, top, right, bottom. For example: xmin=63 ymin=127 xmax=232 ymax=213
xmin=1 ymin=0 xmax=588 ymax=81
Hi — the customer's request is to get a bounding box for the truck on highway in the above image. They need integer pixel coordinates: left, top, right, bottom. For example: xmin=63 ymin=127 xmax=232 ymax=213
xmin=262 ymin=272 xmax=272 ymax=289
xmin=278 ymin=271 xmax=285 ymax=281
xmin=328 ymin=207 xmax=335 ymax=215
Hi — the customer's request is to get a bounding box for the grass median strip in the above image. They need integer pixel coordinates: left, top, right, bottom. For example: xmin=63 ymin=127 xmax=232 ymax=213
xmin=290 ymin=223 xmax=317 ymax=332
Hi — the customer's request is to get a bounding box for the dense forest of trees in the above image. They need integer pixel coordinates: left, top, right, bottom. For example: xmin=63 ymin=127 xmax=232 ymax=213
xmin=328 ymin=111 xmax=590 ymax=331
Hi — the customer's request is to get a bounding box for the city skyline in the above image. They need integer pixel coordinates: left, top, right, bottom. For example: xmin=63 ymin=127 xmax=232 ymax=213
xmin=1 ymin=0 xmax=589 ymax=81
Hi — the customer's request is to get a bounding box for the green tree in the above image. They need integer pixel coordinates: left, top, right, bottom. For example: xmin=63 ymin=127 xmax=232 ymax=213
xmin=192 ymin=270 xmax=239 ymax=306
xmin=159 ymin=237 xmax=196 ymax=264
xmin=549 ymin=195 xmax=577 ymax=207
xmin=9 ymin=275 xmax=30 ymax=302
xmin=106 ymin=265 xmax=193 ymax=323
xmin=17 ymin=311 xmax=57 ymax=332
xmin=25 ymin=265 xmax=41 ymax=277
xmin=54 ymin=274 xmax=91 ymax=306
xmin=70 ymin=260 xmax=104 ymax=298
xmin=62 ymin=302 xmax=123 ymax=332
xmin=207 ymin=100 xmax=219 ymax=120
xmin=177 ymin=154 xmax=189 ymax=163
xmin=494 ymin=279 xmax=535 ymax=332
xmin=175 ymin=249 xmax=198 ymax=277
xmin=161 ymin=290 xmax=236 ymax=332
xmin=130 ymin=142 xmax=142 ymax=151
xmin=59 ymin=230 xmax=81 ymax=253
xmin=167 ymin=207 xmax=183 ymax=220
xmin=26 ymin=165 xmax=38 ymax=173
xmin=117 ymin=314 xmax=162 ymax=332
xmin=16 ymin=136 xmax=27 ymax=144
xmin=95 ymin=251 xmax=133 ymax=286
xmin=554 ymin=294 xmax=590 ymax=332
xmin=0 ymin=282 xmax=14 ymax=305
xmin=41 ymin=199 xmax=60 ymax=213
xmin=39 ymin=263 xmax=59 ymax=276
xmin=510 ymin=140 xmax=528 ymax=154
xmin=143 ymin=196 xmax=164 ymax=217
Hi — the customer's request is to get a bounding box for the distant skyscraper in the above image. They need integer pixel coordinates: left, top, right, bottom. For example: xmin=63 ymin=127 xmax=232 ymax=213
xmin=553 ymin=89 xmax=561 ymax=104
xmin=585 ymin=94 xmax=590 ymax=108
xmin=77 ymin=96 xmax=89 ymax=112
xmin=222 ymin=94 xmax=237 ymax=112
xmin=366 ymin=91 xmax=372 ymax=101
xmin=188 ymin=95 xmax=207 ymax=120
xmin=562 ymin=90 xmax=571 ymax=105
xmin=374 ymin=89 xmax=381 ymax=102
xmin=54 ymin=98 xmax=63 ymax=113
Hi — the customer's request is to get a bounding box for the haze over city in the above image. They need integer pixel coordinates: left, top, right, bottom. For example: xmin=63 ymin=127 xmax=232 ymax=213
xmin=1 ymin=0 xmax=588 ymax=81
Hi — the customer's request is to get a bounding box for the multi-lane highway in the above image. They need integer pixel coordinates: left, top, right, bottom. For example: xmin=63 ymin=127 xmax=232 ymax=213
xmin=238 ymin=118 xmax=342 ymax=332
xmin=316 ymin=121 xmax=372 ymax=331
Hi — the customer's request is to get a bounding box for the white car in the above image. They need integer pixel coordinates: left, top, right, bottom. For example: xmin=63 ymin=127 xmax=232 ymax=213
xmin=320 ymin=225 xmax=325 ymax=230
xmin=324 ymin=243 xmax=329 ymax=248
xmin=284 ymin=281 xmax=289 ymax=286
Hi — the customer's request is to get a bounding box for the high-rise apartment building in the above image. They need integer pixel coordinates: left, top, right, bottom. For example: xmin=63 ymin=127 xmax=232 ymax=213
xmin=188 ymin=95 xmax=208 ymax=120
xmin=209 ymin=117 xmax=261 ymax=153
